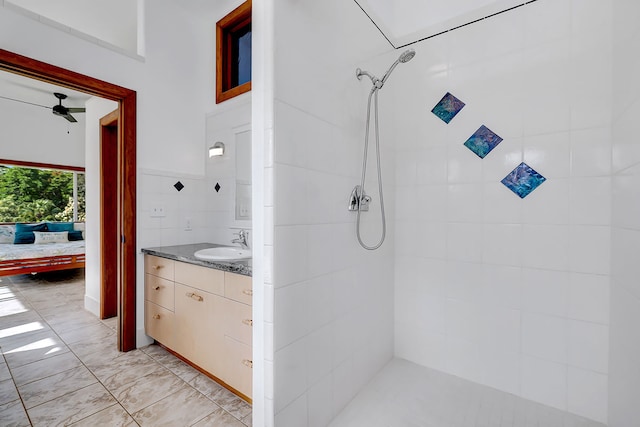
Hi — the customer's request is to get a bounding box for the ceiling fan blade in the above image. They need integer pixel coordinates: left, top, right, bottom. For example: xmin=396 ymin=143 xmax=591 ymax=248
xmin=66 ymin=107 xmax=86 ymax=113
xmin=63 ymin=113 xmax=77 ymax=123
xmin=0 ymin=94 xmax=50 ymax=110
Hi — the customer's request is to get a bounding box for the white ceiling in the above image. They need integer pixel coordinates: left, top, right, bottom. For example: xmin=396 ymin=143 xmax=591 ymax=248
xmin=355 ymin=0 xmax=529 ymax=47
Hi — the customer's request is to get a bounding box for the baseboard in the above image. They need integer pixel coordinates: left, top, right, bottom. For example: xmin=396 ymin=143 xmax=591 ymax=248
xmin=84 ymin=294 xmax=99 ymax=317
xmin=137 ymin=328 xmax=153 ymax=348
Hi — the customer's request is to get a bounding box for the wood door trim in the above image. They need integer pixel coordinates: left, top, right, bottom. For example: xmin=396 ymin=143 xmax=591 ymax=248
xmin=0 ymin=48 xmax=138 ymax=351
xmin=100 ymin=110 xmax=118 ymax=320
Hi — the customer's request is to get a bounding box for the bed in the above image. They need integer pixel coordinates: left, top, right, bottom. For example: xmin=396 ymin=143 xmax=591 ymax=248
xmin=0 ymin=223 xmax=86 ymax=276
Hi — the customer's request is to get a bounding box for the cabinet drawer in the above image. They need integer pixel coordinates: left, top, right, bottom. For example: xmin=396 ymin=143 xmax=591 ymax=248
xmin=224 ymin=299 xmax=252 ymax=346
xmin=145 ymin=255 xmax=174 ymax=281
xmin=224 ymin=336 xmax=252 ymax=398
xmin=175 ymin=262 xmax=224 ymax=296
xmin=145 ymin=274 xmax=175 ymax=310
xmin=224 ymin=273 xmax=252 ymax=305
xmin=145 ymin=301 xmax=175 ymax=348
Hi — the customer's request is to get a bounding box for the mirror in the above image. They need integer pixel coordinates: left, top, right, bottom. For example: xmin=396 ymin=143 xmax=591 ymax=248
xmin=235 ymin=129 xmax=251 ymax=220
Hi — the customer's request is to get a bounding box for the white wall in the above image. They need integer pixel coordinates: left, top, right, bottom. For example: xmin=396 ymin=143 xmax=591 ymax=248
xmin=83 ymin=97 xmax=118 ymax=316
xmin=0 ymin=91 xmax=85 ymax=167
xmin=6 ymin=0 xmax=138 ymax=55
xmin=393 ymin=0 xmax=611 ymax=423
xmin=1 ymin=0 xmax=214 ymax=345
xmin=269 ymin=1 xmax=393 ymax=426
xmin=608 ymin=0 xmax=640 ymax=425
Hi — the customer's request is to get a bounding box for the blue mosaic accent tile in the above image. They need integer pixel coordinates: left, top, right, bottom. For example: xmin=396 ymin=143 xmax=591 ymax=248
xmin=431 ymin=92 xmax=465 ymax=124
xmin=463 ymin=125 xmax=503 ymax=158
xmin=501 ymin=162 xmax=546 ymax=199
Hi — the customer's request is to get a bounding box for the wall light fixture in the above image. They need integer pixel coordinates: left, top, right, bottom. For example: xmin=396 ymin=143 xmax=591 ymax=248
xmin=209 ymin=141 xmax=225 ymax=157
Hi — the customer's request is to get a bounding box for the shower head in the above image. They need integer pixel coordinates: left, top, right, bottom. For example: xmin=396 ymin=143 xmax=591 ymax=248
xmin=399 ymin=49 xmax=416 ymax=63
xmin=380 ymin=49 xmax=416 ymax=86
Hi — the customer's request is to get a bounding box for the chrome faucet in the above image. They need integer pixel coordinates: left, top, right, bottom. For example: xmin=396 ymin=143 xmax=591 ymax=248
xmin=231 ymin=229 xmax=250 ymax=249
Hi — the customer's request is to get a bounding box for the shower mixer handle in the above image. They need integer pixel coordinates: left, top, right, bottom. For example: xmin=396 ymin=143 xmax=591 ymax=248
xmin=348 ymin=185 xmax=371 ymax=212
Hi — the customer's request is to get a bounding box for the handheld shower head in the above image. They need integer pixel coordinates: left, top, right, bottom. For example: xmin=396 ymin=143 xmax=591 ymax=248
xmin=399 ymin=49 xmax=416 ymax=63
xmin=380 ymin=49 xmax=416 ymax=86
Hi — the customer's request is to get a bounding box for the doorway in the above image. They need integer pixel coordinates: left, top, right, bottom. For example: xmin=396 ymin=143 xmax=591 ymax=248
xmin=0 ymin=49 xmax=137 ymax=351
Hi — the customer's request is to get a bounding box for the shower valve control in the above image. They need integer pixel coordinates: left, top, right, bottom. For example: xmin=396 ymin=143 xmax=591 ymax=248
xmin=348 ymin=185 xmax=371 ymax=212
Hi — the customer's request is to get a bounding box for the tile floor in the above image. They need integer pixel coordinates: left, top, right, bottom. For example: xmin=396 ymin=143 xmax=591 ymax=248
xmin=0 ymin=269 xmax=252 ymax=427
xmin=329 ymin=358 xmax=606 ymax=427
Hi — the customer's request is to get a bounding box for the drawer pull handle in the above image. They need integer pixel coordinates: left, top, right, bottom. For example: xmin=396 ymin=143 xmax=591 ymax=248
xmin=186 ymin=292 xmax=203 ymax=302
xmin=242 ymin=359 xmax=253 ymax=368
xmin=242 ymin=289 xmax=253 ymax=296
xmin=154 ymin=286 xmax=161 ymax=290
xmin=153 ymin=314 xmax=161 ymax=319
xmin=152 ymin=265 xmax=163 ymax=270
xmin=242 ymin=319 xmax=253 ymax=326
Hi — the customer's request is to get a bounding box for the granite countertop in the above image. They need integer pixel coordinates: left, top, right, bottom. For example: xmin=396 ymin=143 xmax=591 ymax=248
xmin=142 ymin=243 xmax=252 ymax=277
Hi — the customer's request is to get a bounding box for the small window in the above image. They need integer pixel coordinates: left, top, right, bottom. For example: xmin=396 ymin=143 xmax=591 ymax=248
xmin=216 ymin=0 xmax=252 ymax=104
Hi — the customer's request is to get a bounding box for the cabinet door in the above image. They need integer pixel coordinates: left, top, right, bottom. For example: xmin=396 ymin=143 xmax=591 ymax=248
xmin=145 ymin=255 xmax=175 ymax=281
xmin=174 ymin=283 xmax=225 ymax=374
xmin=145 ymin=274 xmax=175 ymax=310
xmin=145 ymin=301 xmax=175 ymax=348
xmin=224 ymin=273 xmax=252 ymax=305
xmin=224 ymin=336 xmax=252 ymax=398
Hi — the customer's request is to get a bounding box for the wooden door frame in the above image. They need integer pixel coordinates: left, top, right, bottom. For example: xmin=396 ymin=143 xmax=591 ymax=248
xmin=100 ymin=110 xmax=119 ymax=320
xmin=0 ymin=49 xmax=138 ymax=351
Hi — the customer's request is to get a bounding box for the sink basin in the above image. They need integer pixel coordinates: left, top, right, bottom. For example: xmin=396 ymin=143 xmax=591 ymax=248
xmin=194 ymin=247 xmax=252 ymax=261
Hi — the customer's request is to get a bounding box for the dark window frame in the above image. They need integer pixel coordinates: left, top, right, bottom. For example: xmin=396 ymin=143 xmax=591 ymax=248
xmin=216 ymin=0 xmax=252 ymax=104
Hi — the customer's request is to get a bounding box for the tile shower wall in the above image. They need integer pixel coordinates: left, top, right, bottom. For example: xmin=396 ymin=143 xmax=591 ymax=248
xmin=393 ymin=0 xmax=611 ymax=423
xmin=269 ymin=0 xmax=393 ymax=425
xmin=608 ymin=0 xmax=640 ymax=425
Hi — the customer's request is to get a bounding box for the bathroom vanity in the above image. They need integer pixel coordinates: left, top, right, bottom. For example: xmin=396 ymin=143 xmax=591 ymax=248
xmin=142 ymin=244 xmax=252 ymax=401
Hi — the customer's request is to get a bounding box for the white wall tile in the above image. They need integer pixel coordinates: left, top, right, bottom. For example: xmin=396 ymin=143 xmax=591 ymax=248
xmin=569 ymin=225 xmax=611 ymax=275
xmin=567 ymin=366 xmax=608 ymax=423
xmin=482 ymin=224 xmax=522 ymax=266
xmin=522 ymin=225 xmax=569 ymax=271
xmin=273 ymin=225 xmax=308 ymax=288
xmin=568 ymin=273 xmax=610 ymax=324
xmin=480 ymin=264 xmax=522 ymax=310
xmin=521 ymin=355 xmax=567 ymax=411
xmin=307 ymin=374 xmax=333 ymax=427
xmin=446 ymin=223 xmax=483 ymax=263
xmin=570 ymin=127 xmax=612 ymax=177
xmin=570 ymin=177 xmax=611 ymax=225
xmin=568 ymin=320 xmax=609 ymax=374
xmin=274 ymin=282 xmax=309 ymax=350
xmin=522 ymin=313 xmax=567 ymax=364
xmin=274 ymin=338 xmax=308 ymax=413
xmin=521 ymin=268 xmax=570 ymax=317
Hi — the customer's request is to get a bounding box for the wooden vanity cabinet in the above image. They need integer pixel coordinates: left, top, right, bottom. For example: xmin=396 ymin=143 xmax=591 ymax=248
xmin=143 ymin=254 xmax=252 ymax=400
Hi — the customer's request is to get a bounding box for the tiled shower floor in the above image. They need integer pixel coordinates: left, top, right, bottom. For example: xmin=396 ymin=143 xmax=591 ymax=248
xmin=330 ymin=358 xmax=606 ymax=427
xmin=0 ymin=270 xmax=251 ymax=426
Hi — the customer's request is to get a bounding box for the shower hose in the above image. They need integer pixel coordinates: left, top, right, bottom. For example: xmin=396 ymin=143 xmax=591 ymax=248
xmin=356 ymin=86 xmax=386 ymax=250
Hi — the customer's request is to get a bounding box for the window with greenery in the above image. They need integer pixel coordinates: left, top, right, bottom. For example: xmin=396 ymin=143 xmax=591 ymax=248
xmin=0 ymin=164 xmax=85 ymax=223
xmin=216 ymin=0 xmax=251 ymax=103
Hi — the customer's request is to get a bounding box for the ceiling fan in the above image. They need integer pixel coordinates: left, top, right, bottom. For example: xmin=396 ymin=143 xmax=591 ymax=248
xmin=0 ymin=91 xmax=86 ymax=123
xmin=51 ymin=92 xmax=86 ymax=122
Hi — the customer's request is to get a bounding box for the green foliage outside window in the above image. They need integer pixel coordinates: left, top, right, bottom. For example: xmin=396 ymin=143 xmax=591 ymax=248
xmin=0 ymin=165 xmax=85 ymax=223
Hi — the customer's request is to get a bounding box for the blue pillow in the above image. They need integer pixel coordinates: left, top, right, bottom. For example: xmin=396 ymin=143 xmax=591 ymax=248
xmin=14 ymin=223 xmax=47 ymax=244
xmin=14 ymin=231 xmax=36 ymax=244
xmin=46 ymin=222 xmax=74 ymax=232
xmin=68 ymin=231 xmax=84 ymax=241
